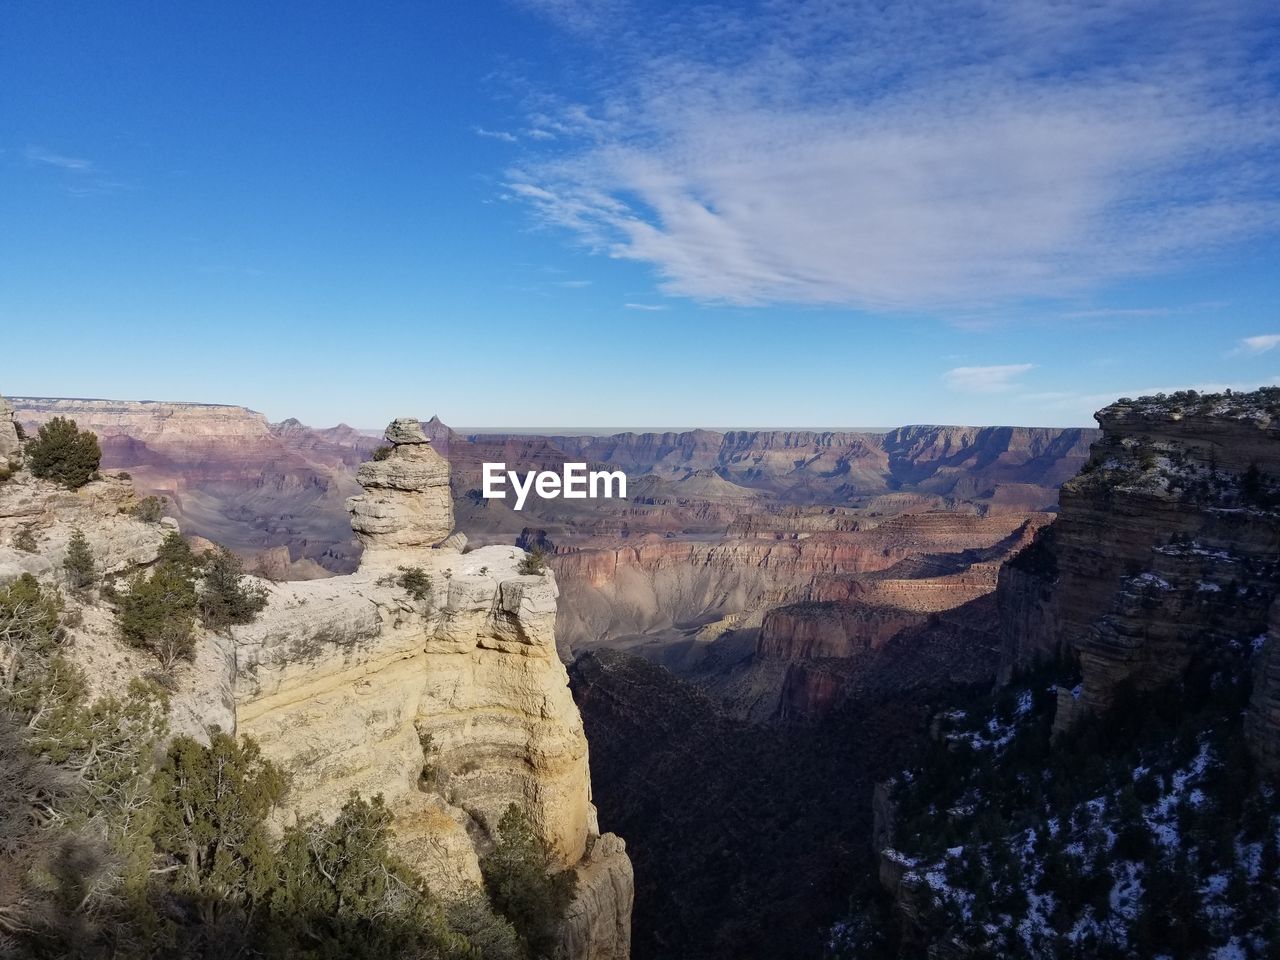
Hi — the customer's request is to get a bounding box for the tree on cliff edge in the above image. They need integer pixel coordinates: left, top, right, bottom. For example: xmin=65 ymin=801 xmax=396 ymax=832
xmin=481 ymin=803 xmax=577 ymax=958
xmin=198 ymin=547 xmax=268 ymax=630
xmin=27 ymin=417 xmax=101 ymax=490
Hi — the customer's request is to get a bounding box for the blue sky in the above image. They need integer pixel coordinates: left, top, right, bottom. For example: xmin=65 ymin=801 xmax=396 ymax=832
xmin=1 ymin=0 xmax=1278 ymax=429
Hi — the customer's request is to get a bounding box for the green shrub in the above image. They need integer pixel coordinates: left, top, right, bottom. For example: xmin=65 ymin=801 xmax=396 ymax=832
xmin=517 ymin=546 xmax=548 ymax=576
xmin=63 ymin=527 xmax=96 ymax=590
xmin=0 ymin=573 xmax=63 ymax=665
xmin=131 ymin=495 xmax=166 ymax=523
xmin=397 ymin=565 xmax=432 ymax=603
xmin=26 ymin=417 xmax=101 ymax=490
xmin=156 ymin=530 xmax=202 ymax=574
xmin=198 ymin=547 xmax=268 ymax=630
xmin=152 ymin=730 xmax=286 ymax=906
xmin=273 ymin=793 xmax=471 ymax=959
xmin=371 ymin=444 xmax=392 ymax=461
xmin=117 ymin=564 xmax=198 ymax=667
xmin=481 ymin=803 xmax=577 ymax=957
xmin=447 ymin=894 xmax=524 ymax=960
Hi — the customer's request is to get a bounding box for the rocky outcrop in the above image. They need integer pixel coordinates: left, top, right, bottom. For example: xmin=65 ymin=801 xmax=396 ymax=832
xmin=994 ymin=390 xmax=1280 ymax=761
xmin=0 ymin=471 xmax=170 ymax=583
xmin=0 ymin=394 xmax=20 ymax=460
xmin=0 ymin=412 xmax=632 ymax=958
xmin=757 ymin=602 xmax=923 ymax=660
xmin=233 ymin=419 xmax=632 ymax=959
xmin=346 ymin=418 xmax=453 ymax=556
xmin=0 ymin=465 xmax=234 ymax=738
xmin=11 ymin=397 xmax=379 ymax=572
xmin=561 ymin=832 xmax=635 ymax=960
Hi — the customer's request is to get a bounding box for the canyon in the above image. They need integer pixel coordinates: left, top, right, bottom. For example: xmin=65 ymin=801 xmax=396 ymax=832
xmin=5 ymin=393 xmax=1093 ymax=960
xmin=11 ymin=397 xmax=381 ymax=577
xmin=9 ymin=387 xmax=1278 ymax=957
xmin=10 ymin=398 xmax=1096 ymax=722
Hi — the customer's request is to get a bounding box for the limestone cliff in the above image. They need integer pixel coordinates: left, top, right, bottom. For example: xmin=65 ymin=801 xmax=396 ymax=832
xmin=232 ymin=419 xmax=633 ymax=959
xmin=0 ymin=400 xmax=633 ymax=959
xmin=0 ymin=394 xmax=20 ymax=460
xmin=994 ymin=389 xmax=1280 ymax=768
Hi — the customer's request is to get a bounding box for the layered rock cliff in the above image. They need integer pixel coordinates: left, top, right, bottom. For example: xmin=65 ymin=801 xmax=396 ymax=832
xmin=856 ymin=390 xmax=1280 ymax=958
xmin=995 ymin=390 xmax=1280 ymax=770
xmin=231 ymin=419 xmax=633 ymax=959
xmin=0 ymin=395 xmax=20 ymax=460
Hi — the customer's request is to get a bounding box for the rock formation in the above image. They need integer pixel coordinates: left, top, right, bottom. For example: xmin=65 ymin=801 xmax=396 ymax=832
xmin=994 ymin=389 xmax=1280 ymax=767
xmin=0 ymin=394 xmax=20 ymax=460
xmin=232 ymin=418 xmax=633 ymax=959
xmin=346 ymin=417 xmax=454 ymax=555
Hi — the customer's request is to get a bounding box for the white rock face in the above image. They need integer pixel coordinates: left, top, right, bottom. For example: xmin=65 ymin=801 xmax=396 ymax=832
xmin=235 ymin=420 xmax=633 ymax=960
xmin=347 ymin=419 xmax=454 ymax=555
xmin=560 ymin=833 xmax=635 ymax=960
xmin=0 ymin=394 xmax=20 ymax=460
xmin=0 ymin=472 xmax=167 ymax=584
xmin=0 ymin=469 xmax=232 ymax=738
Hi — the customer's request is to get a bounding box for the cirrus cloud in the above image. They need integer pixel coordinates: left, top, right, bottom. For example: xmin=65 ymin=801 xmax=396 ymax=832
xmin=1235 ymin=334 xmax=1280 ymax=356
xmin=944 ymin=364 xmax=1035 ymax=394
xmin=506 ymin=0 xmax=1280 ymax=309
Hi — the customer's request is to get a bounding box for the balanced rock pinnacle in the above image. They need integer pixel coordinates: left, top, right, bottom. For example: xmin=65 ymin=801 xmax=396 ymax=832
xmin=384 ymin=416 xmax=431 ymax=445
xmin=0 ymin=394 xmax=21 ymax=460
xmin=346 ymin=417 xmax=454 ymax=557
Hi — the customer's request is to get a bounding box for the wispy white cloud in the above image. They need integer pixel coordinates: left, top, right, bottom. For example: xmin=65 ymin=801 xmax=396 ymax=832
xmin=24 ymin=145 xmax=93 ymax=171
xmin=944 ymin=363 xmax=1035 ymax=394
xmin=1233 ymin=334 xmax=1280 ymax=356
xmin=556 ymin=279 xmax=592 ymax=287
xmin=473 ymin=126 xmax=519 ymax=143
xmin=506 ymin=0 xmax=1280 ymax=309
xmin=624 ymin=302 xmax=667 ymax=311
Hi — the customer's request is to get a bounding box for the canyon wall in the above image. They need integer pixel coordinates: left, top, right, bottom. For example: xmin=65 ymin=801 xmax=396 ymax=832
xmin=232 ymin=418 xmax=633 ymax=959
xmin=994 ymin=389 xmax=1280 ymax=768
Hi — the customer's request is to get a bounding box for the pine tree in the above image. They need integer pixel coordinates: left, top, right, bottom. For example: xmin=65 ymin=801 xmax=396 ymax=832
xmin=151 ymin=730 xmax=286 ymax=914
xmin=155 ymin=530 xmax=202 ymax=575
xmin=517 ymin=546 xmax=548 ymax=576
xmin=117 ymin=565 xmax=198 ymax=668
xmin=481 ymin=803 xmax=578 ymax=956
xmin=198 ymin=547 xmax=268 ymax=630
xmin=26 ymin=417 xmax=101 ymax=490
xmin=63 ymin=528 xmax=96 ymax=590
